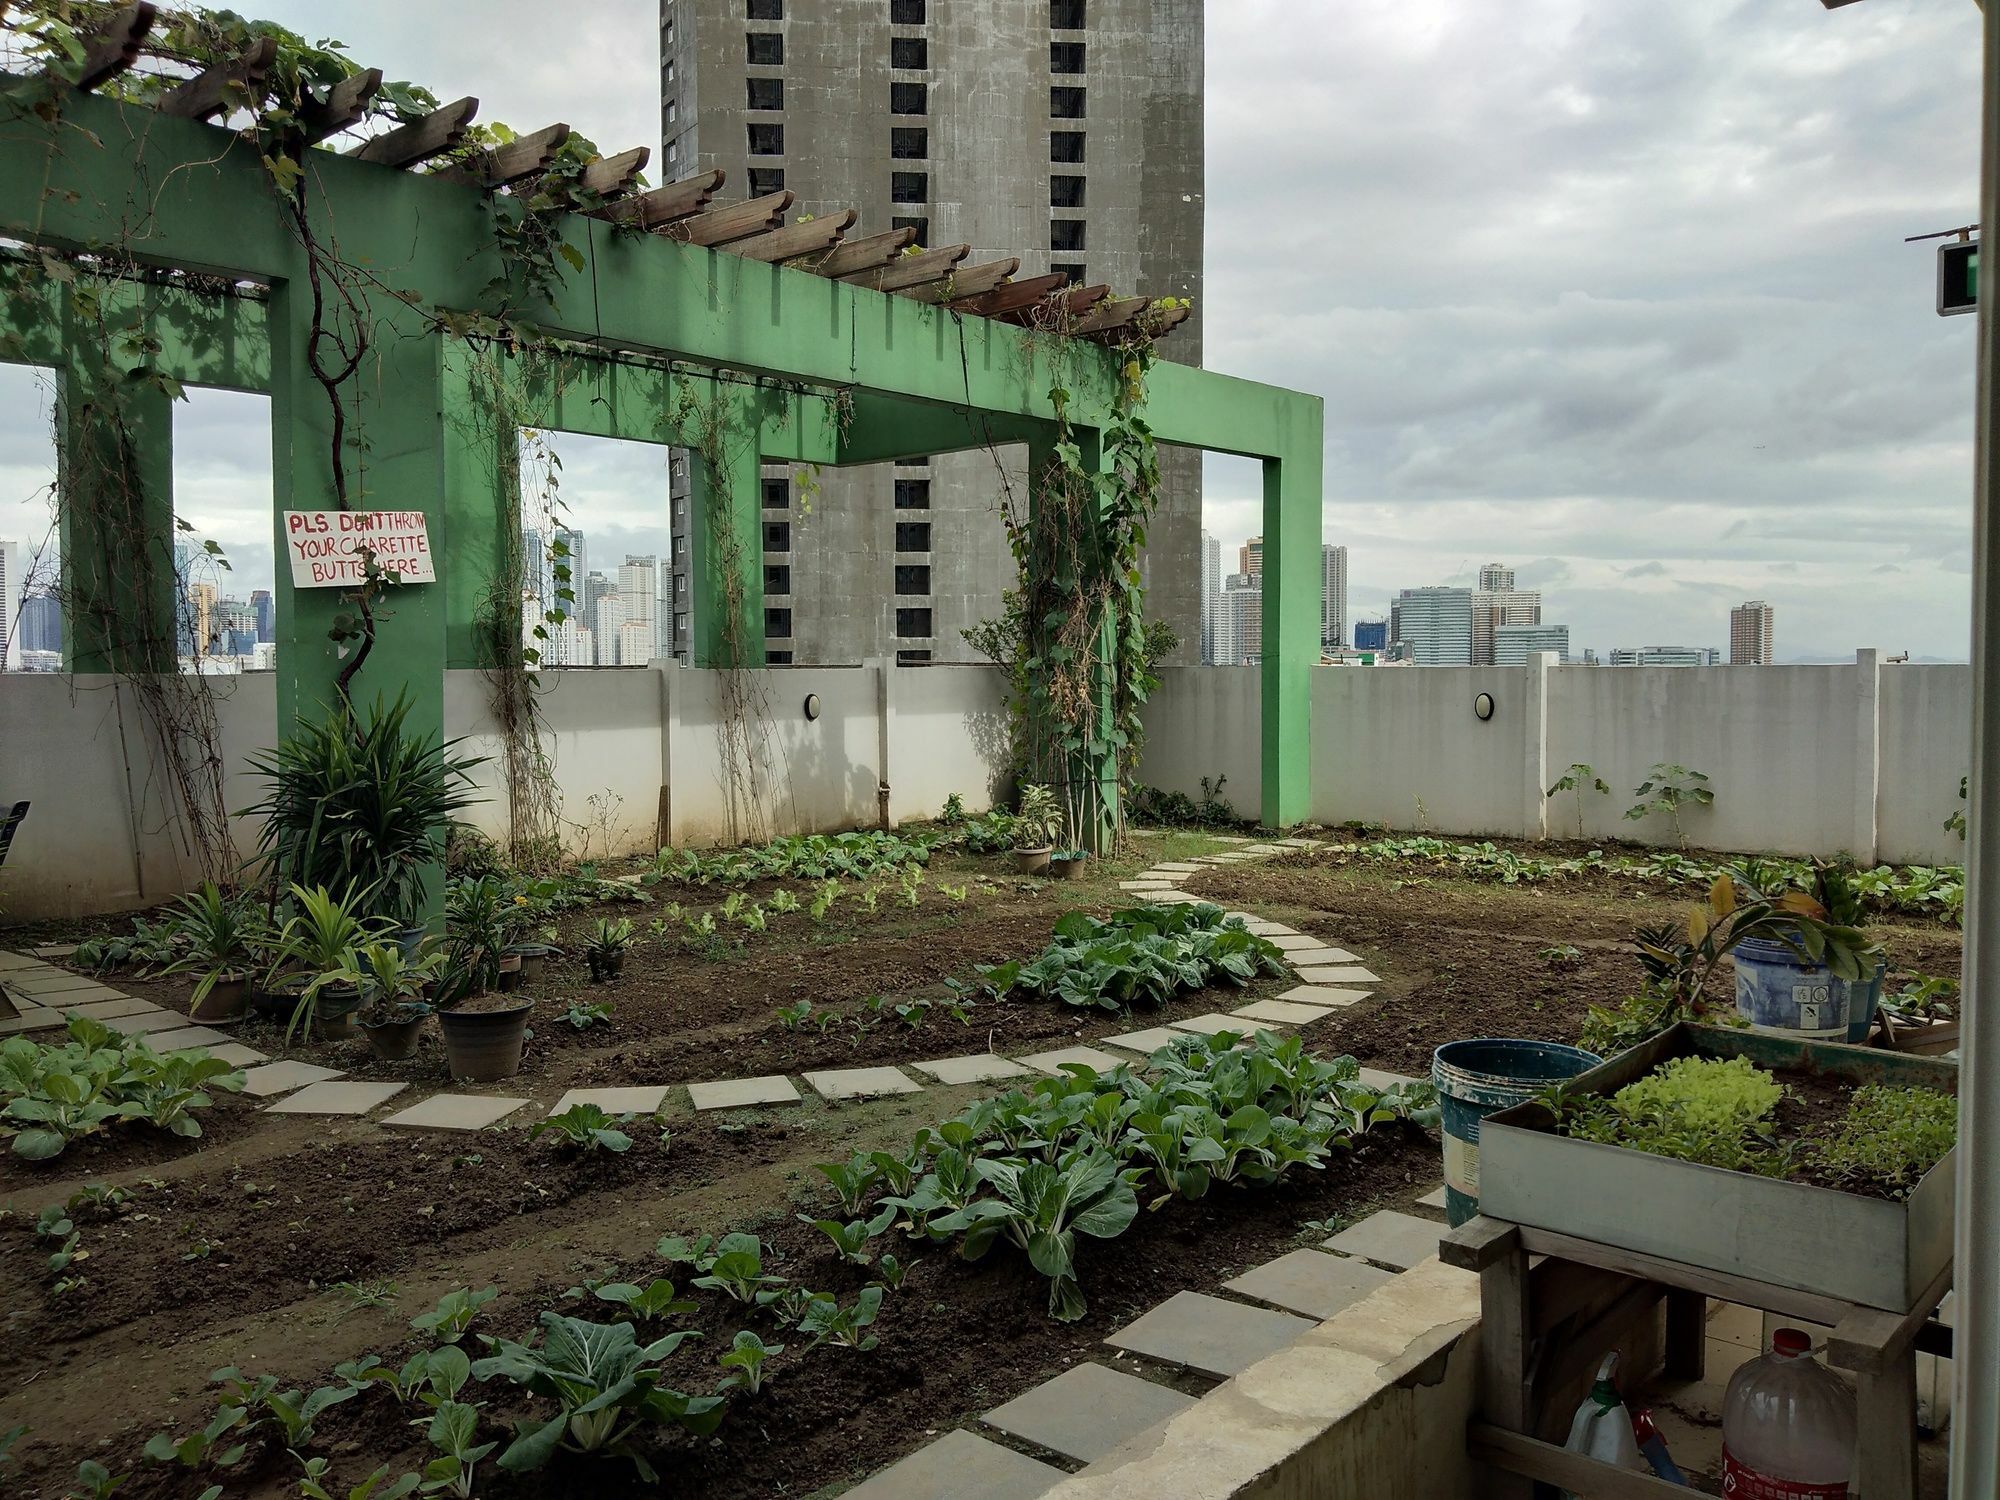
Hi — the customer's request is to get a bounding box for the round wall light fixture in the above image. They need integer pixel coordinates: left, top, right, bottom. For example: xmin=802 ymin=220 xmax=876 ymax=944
xmin=804 ymin=692 xmax=822 ymax=722
xmin=1473 ymin=692 xmax=1495 ymax=722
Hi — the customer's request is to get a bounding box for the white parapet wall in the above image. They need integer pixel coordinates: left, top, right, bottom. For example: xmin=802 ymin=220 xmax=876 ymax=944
xmin=1137 ymin=653 xmax=1971 ymax=867
xmin=0 ymin=661 xmax=1012 ymax=920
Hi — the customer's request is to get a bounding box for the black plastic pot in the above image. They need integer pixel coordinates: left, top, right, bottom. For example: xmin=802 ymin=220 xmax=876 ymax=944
xmin=438 ymin=999 xmax=533 ymax=1082
xmin=586 ymin=950 xmax=626 ymax=983
xmin=1049 ymin=853 xmax=1087 ymax=880
xmin=313 ymin=984 xmax=364 ymax=1041
xmin=496 ymin=953 xmax=524 ymax=992
xmin=363 ymin=1009 xmax=428 ymax=1061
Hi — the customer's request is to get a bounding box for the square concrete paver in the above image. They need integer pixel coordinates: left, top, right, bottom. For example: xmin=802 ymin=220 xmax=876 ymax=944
xmin=911 ymin=1053 xmax=1034 ymax=1086
xmin=1105 ymin=1290 xmax=1314 ymax=1378
xmin=239 ymin=1061 xmax=346 ymax=1098
xmin=0 ymin=950 xmax=42 ymax=970
xmin=1358 ymin=1066 xmax=1419 ymax=1091
xmin=104 ymin=1010 xmax=193 ymax=1036
xmin=382 ymin=1093 xmax=529 ymax=1131
xmin=1118 ymin=881 xmax=1177 ymax=893
xmin=143 ymin=1025 xmax=235 ymax=1052
xmin=28 ymin=944 xmax=78 ymax=959
xmin=264 ymin=1080 xmax=408 ymax=1116
xmin=1322 ymin=1209 xmax=1447 ymax=1272
xmin=59 ymin=996 xmax=159 ymax=1020
xmin=1102 ymin=1026 xmax=1185 ymax=1056
xmin=551 ymin=1085 xmax=672 ymax=1116
xmin=1279 ymin=984 xmax=1371 ymax=1009
xmin=844 ymin=1428 xmax=1063 ymax=1500
xmin=206 ymin=1042 xmax=267 ymax=1067
xmin=1151 ymin=862 xmax=1204 ymax=873
xmin=1224 ymin=1247 xmax=1397 ymax=1320
xmin=687 ymin=1075 xmax=802 ymax=1111
xmin=802 ymin=1066 xmax=922 ymax=1102
xmin=0 ymin=1009 xmax=64 ymax=1035
xmin=1243 ymin=919 xmax=1295 ymax=936
xmin=1295 ymin=965 xmax=1381 ymax=985
xmin=4 ymin=970 xmax=104 ymax=996
xmin=1282 ymin=947 xmax=1361 ymax=967
xmin=1265 ymin=933 xmax=1327 ymax=952
xmin=1416 ymin=1185 xmax=1449 ymax=1210
xmin=1169 ymin=1012 xmax=1260 ymax=1038
xmin=983 ymin=1361 xmax=1196 ymax=1464
xmin=1231 ymin=999 xmax=1335 ymax=1027
xmin=1016 ymin=1044 xmax=1125 ymax=1075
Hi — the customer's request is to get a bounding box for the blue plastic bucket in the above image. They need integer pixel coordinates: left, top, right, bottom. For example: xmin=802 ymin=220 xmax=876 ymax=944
xmin=1432 ymin=1038 xmax=1602 ymax=1228
xmin=1733 ymin=935 xmax=1852 ymax=1041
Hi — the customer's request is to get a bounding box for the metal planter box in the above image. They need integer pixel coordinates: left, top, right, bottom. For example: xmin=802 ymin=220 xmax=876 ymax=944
xmin=1477 ymin=1024 xmax=1957 ymax=1313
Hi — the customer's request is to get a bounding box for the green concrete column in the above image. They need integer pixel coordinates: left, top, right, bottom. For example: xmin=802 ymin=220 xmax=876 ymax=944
xmin=267 ymin=277 xmax=450 ymax=743
xmin=55 ymin=311 xmax=177 ymax=674
xmin=1260 ymin=444 xmax=1322 ymax=828
xmin=687 ymin=386 xmax=766 ymax=670
xmin=439 ymin=342 xmax=514 ymax=670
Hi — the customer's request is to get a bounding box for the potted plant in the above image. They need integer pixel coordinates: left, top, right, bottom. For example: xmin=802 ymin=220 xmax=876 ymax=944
xmin=1481 ymin=1023 xmax=1958 ymax=1314
xmin=504 ymin=930 xmax=563 ymax=984
xmin=426 ymin=875 xmax=535 ymax=1081
xmin=334 ymin=941 xmax=446 ymax=1061
xmin=585 ymin=917 xmax=633 ymax=982
xmin=264 ymin=883 xmax=387 ymax=1043
xmin=161 ymin=882 xmax=270 ymax=1023
xmin=241 ymin=691 xmax=485 ymax=931
xmin=1013 ymin=783 xmax=1063 ymax=875
xmin=1729 ymin=864 xmax=1881 ymax=1042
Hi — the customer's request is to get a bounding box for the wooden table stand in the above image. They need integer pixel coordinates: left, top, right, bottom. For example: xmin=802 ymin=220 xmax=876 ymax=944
xmin=1442 ymin=1214 xmax=1952 ymax=1500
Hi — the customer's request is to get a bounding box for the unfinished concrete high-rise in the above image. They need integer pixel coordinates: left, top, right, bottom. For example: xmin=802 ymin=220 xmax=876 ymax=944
xmin=659 ymin=0 xmax=1204 ymax=665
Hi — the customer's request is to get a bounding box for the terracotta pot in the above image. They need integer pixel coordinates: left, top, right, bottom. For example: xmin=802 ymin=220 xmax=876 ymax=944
xmin=438 ymin=998 xmax=533 ymax=1082
xmin=363 ymin=1010 xmax=428 ymax=1061
xmin=190 ymin=973 xmax=250 ymax=1024
xmin=1014 ymin=845 xmax=1053 ymax=875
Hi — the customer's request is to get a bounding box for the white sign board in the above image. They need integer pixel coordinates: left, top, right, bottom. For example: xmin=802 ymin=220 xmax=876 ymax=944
xmin=283 ymin=510 xmax=436 ymax=588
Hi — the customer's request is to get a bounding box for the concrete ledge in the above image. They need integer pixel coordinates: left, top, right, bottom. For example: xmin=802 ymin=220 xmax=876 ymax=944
xmin=1041 ymin=1257 xmax=1481 ymax=1500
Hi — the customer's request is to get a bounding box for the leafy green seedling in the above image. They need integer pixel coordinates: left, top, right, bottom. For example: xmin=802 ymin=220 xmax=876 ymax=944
xmin=799 ymin=1285 xmax=885 ymax=1351
xmin=529 ymin=1104 xmax=633 ymax=1154
xmin=717 ymin=1330 xmax=785 ymax=1395
xmin=410 ymin=1287 xmax=498 ymax=1346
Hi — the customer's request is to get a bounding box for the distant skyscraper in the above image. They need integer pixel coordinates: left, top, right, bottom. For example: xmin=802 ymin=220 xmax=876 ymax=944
xmin=594 ymin=591 xmax=626 ymax=667
xmin=1730 ymin=601 xmax=1775 ymax=665
xmin=1494 ymin=624 xmax=1570 ymax=664
xmin=1200 ymin=530 xmax=1220 ymax=665
xmin=0 ymin=540 xmax=20 ymax=670
xmin=1470 ymin=562 xmax=1541 ymax=665
xmin=250 ymin=588 xmax=274 ymax=644
xmin=1239 ymin=537 xmax=1263 ymax=583
xmin=1321 ymin=544 xmax=1348 ymax=653
xmin=1610 ymin=645 xmax=1722 ymax=667
xmin=1390 ymin=586 xmax=1473 ymax=665
xmin=1214 ymin=572 xmax=1261 ymax=665
xmin=618 ymin=558 xmax=659 ymax=639
xmin=20 ymin=591 xmax=61 ymax=657
xmin=1354 ymin=619 xmax=1389 ymax=653
xmin=187 ymin=581 xmax=218 ymax=659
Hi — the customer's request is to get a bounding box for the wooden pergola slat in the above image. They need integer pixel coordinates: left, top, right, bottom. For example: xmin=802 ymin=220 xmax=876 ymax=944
xmin=671 ymin=191 xmax=793 ymax=248
xmin=899 ymin=256 xmax=1015 ymax=304
xmin=796 ymin=226 xmax=916 ymax=279
xmin=297 ymin=67 xmax=382 ymax=145
xmin=433 ymin=122 xmax=572 ymax=189
xmin=1089 ymin=300 xmax=1191 ymax=345
xmin=348 ymin=96 xmax=479 ymax=168
xmin=71 ymin=1 xmax=156 ymax=93
xmin=589 ymin=169 xmax=724 ymax=230
xmin=1000 ymin=282 xmax=1111 ymax=326
xmin=574 ymin=146 xmax=651 ymax=199
xmin=732 ymin=208 xmax=857 ymax=263
xmin=1067 ymin=294 xmax=1150 ymax=337
xmin=158 ymin=36 xmax=278 ymax=120
xmin=950 ymin=273 xmax=1071 ymax=318
xmin=841 ymin=243 xmax=970 ymax=293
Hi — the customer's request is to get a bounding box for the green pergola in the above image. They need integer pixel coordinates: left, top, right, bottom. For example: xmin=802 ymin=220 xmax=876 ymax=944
xmin=0 ymin=75 xmax=1323 ymax=835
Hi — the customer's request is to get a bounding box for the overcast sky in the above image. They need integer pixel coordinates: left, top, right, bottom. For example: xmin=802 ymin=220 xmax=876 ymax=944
xmin=1 ymin=0 xmax=1983 ymax=660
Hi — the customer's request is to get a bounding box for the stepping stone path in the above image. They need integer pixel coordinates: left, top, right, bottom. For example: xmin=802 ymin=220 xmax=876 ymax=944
xmin=1281 ymin=946 xmax=1360 ymax=966
xmin=1322 ymin=1209 xmax=1447 ymax=1272
xmin=240 ymin=1061 xmax=345 ymax=1098
xmin=382 ymin=1094 xmax=529 ymax=1131
xmin=982 ymin=1361 xmax=1197 ymax=1464
xmin=1102 ymin=1025 xmax=1184 ymax=1055
xmin=1105 ymin=1290 xmax=1315 ymax=1378
xmin=553 ymin=1085 xmax=671 ymax=1115
xmin=145 ymin=1025 xmax=235 ymax=1052
xmin=1279 ymin=984 xmax=1371 ymax=1008
xmin=1232 ymin=998 xmax=1337 ymax=1027
xmin=1168 ymin=1012 xmax=1257 ymax=1038
xmin=803 ymin=1065 xmax=922 ymax=1101
xmin=1223 ymin=1247 xmax=1397 ymax=1320
xmin=264 ymin=1080 xmax=409 ymax=1116
xmin=844 ymin=1428 xmax=1066 ymax=1500
xmin=687 ymin=1075 xmax=801 ymax=1111
xmin=1295 ymin=965 xmax=1380 ymax=985
xmin=912 ymin=1053 xmax=1034 ymax=1085
xmin=1018 ymin=1044 xmax=1126 ymax=1075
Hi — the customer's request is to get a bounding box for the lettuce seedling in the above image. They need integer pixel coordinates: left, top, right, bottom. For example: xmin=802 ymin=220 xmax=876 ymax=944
xmin=529 ymin=1104 xmax=633 ymax=1154
xmin=688 ymin=1233 xmax=787 ymax=1304
xmin=932 ymin=1149 xmax=1139 ymax=1321
xmin=590 ymin=1279 xmax=698 ymax=1322
xmin=470 ymin=1313 xmax=724 ymax=1479
xmin=799 ymin=1286 xmax=885 ymax=1351
xmin=419 ymin=1400 xmax=496 ymax=1499
xmin=717 ymin=1330 xmax=785 ymax=1394
xmin=798 ymin=1206 xmax=895 ymax=1266
xmin=410 ymin=1287 xmax=498 ymax=1346
xmin=813 ymin=1153 xmax=883 ymax=1215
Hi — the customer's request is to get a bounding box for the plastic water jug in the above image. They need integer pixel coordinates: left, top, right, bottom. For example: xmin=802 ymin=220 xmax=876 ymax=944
xmin=1721 ymin=1328 xmax=1856 ymax=1497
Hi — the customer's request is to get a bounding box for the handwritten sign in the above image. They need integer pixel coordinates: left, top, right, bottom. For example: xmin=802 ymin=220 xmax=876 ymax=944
xmin=284 ymin=511 xmax=435 ymax=588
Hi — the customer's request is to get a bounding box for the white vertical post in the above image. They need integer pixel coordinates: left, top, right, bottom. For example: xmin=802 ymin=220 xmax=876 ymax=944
xmin=1522 ymin=652 xmax=1556 ymax=839
xmin=871 ymin=655 xmax=893 ymax=829
xmin=1953 ymin=3 xmax=2000 ymax=1494
xmin=1853 ymin=648 xmax=1881 ymax=866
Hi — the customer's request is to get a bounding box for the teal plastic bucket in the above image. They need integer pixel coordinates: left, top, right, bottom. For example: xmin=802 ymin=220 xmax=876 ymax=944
xmin=1845 ymin=959 xmax=1888 ymax=1044
xmin=1433 ymin=1038 xmax=1601 ymax=1227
